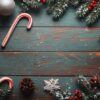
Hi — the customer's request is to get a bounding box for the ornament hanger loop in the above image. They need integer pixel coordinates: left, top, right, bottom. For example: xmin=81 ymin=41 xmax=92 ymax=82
xmin=1 ymin=13 xmax=33 ymax=48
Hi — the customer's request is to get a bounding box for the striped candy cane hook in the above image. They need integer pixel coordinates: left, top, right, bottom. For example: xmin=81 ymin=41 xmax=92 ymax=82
xmin=1 ymin=13 xmax=33 ymax=48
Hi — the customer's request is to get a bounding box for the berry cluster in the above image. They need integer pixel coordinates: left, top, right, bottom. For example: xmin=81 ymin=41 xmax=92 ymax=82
xmin=76 ymin=0 xmax=100 ymax=25
xmin=74 ymin=90 xmax=84 ymax=100
xmin=77 ymin=75 xmax=100 ymax=100
xmin=19 ymin=0 xmax=100 ymax=25
xmin=40 ymin=0 xmax=47 ymax=3
xmin=90 ymin=76 xmax=100 ymax=89
xmin=88 ymin=0 xmax=98 ymax=11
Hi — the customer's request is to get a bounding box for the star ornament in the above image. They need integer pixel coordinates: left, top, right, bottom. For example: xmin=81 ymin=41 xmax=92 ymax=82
xmin=44 ymin=78 xmax=60 ymax=93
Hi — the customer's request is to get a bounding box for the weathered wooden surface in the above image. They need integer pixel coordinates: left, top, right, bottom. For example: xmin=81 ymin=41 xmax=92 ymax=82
xmin=0 ymin=1 xmax=100 ymax=100
xmin=0 ymin=27 xmax=100 ymax=51
xmin=0 ymin=52 xmax=100 ymax=76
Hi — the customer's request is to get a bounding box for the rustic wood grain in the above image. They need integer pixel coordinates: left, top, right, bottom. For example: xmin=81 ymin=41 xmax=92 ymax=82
xmin=0 ymin=1 xmax=100 ymax=27
xmin=0 ymin=52 xmax=99 ymax=76
xmin=0 ymin=27 xmax=100 ymax=51
xmin=0 ymin=1 xmax=100 ymax=100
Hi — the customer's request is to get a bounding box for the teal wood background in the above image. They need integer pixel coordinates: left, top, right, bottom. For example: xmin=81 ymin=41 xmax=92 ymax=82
xmin=0 ymin=1 xmax=100 ymax=100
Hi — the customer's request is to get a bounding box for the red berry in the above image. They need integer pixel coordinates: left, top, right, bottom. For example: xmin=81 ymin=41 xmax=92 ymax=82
xmin=93 ymin=3 xmax=97 ymax=7
xmin=88 ymin=6 xmax=93 ymax=11
xmin=40 ymin=0 xmax=47 ymax=3
xmin=75 ymin=90 xmax=81 ymax=95
xmin=92 ymin=0 xmax=96 ymax=3
xmin=74 ymin=96 xmax=79 ymax=100
xmin=74 ymin=90 xmax=83 ymax=100
xmin=90 ymin=76 xmax=99 ymax=88
xmin=68 ymin=96 xmax=73 ymax=100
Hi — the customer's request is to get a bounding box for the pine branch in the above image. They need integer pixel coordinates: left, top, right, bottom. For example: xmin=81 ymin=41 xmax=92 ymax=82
xmin=86 ymin=2 xmax=100 ymax=25
xmin=76 ymin=2 xmax=90 ymax=18
xmin=52 ymin=0 xmax=70 ymax=19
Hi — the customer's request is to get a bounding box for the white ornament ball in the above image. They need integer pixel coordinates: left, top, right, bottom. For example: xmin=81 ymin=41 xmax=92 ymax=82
xmin=0 ymin=0 xmax=15 ymax=16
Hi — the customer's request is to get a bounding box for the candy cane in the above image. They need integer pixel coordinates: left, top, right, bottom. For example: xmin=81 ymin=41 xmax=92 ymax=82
xmin=0 ymin=77 xmax=14 ymax=89
xmin=1 ymin=13 xmax=33 ymax=48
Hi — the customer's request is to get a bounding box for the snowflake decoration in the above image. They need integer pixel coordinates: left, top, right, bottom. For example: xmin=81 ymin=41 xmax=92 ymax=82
xmin=44 ymin=78 xmax=60 ymax=93
xmin=44 ymin=78 xmax=73 ymax=100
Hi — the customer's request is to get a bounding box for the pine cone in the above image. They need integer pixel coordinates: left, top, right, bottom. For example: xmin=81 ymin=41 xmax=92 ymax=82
xmin=20 ymin=78 xmax=35 ymax=96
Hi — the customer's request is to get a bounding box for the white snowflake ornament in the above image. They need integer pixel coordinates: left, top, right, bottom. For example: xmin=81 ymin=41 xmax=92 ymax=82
xmin=44 ymin=78 xmax=60 ymax=93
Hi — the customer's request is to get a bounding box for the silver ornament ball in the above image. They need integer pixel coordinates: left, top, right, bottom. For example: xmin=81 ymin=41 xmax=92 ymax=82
xmin=0 ymin=0 xmax=15 ymax=16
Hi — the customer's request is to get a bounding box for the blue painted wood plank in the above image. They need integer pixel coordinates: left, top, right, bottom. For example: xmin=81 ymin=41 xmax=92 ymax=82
xmin=0 ymin=52 xmax=99 ymax=76
xmin=0 ymin=27 xmax=100 ymax=51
